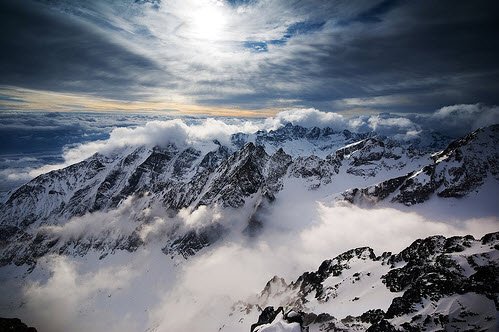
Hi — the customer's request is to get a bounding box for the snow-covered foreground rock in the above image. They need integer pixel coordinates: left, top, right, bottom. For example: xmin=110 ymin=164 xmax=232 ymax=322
xmin=237 ymin=233 xmax=499 ymax=332
xmin=0 ymin=120 xmax=497 ymax=331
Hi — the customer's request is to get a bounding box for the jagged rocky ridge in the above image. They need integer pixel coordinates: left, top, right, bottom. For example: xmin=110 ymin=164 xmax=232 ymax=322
xmin=0 ymin=124 xmax=496 ymax=265
xmin=233 ymin=232 xmax=499 ymax=332
xmin=343 ymin=124 xmax=499 ymax=206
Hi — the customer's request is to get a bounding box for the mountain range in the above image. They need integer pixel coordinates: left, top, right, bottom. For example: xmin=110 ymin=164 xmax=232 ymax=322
xmin=0 ymin=122 xmax=497 ymax=331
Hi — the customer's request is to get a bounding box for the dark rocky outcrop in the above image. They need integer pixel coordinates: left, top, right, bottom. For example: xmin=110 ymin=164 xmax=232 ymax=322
xmin=0 ymin=318 xmax=37 ymax=332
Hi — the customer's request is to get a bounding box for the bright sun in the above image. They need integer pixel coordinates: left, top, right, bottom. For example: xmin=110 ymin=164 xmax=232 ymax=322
xmin=188 ymin=4 xmax=227 ymax=41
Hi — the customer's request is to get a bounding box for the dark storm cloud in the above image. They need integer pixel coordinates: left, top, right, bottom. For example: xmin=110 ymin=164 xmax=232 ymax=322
xmin=344 ymin=0 xmax=401 ymax=24
xmin=1 ymin=0 xmax=498 ymax=112
xmin=210 ymin=1 xmax=499 ymax=112
xmin=0 ymin=0 xmax=166 ymax=99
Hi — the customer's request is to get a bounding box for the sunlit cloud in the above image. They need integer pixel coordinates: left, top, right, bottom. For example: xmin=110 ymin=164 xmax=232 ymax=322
xmin=0 ymin=86 xmax=278 ymax=117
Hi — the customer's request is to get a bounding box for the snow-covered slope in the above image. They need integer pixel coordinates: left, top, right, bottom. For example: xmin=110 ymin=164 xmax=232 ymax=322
xmin=342 ymin=124 xmax=499 ymax=207
xmin=231 ymin=232 xmax=499 ymax=332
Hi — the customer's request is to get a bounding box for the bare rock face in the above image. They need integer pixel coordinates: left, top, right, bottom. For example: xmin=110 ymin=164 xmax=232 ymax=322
xmin=162 ymin=223 xmax=226 ymax=259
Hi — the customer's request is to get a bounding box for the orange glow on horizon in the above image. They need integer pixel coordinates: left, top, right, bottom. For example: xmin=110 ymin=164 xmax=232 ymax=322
xmin=0 ymin=86 xmax=279 ymax=118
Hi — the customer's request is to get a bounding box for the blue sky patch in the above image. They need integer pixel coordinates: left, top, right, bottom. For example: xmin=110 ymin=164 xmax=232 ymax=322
xmin=243 ymin=41 xmax=268 ymax=52
xmin=244 ymin=20 xmax=325 ymax=52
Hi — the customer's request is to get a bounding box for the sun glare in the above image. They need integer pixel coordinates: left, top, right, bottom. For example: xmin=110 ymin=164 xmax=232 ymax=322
xmin=188 ymin=4 xmax=227 ymax=41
